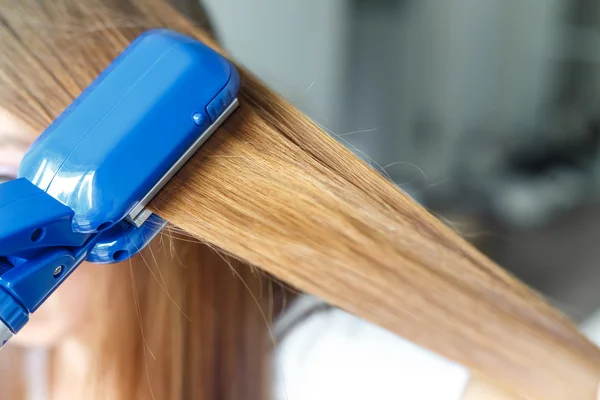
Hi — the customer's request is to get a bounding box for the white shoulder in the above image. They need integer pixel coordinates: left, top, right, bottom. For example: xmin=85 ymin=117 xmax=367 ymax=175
xmin=273 ymin=296 xmax=470 ymax=400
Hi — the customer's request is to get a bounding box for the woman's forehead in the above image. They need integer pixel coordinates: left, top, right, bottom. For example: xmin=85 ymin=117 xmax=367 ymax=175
xmin=0 ymin=107 xmax=32 ymax=178
xmin=0 ymin=107 xmax=36 ymax=144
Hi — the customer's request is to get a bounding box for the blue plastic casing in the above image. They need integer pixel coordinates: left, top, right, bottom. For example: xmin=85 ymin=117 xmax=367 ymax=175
xmin=0 ymin=29 xmax=240 ymax=337
xmin=20 ymin=28 xmax=239 ymax=233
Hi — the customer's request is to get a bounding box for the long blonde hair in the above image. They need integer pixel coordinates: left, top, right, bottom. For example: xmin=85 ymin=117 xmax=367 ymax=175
xmin=1 ymin=0 xmax=600 ymax=399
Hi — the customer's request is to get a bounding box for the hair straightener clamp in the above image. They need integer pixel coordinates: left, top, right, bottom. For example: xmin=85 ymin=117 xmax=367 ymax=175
xmin=0 ymin=29 xmax=240 ymax=348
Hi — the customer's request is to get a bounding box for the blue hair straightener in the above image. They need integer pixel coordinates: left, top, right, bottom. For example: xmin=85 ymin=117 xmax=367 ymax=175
xmin=0 ymin=29 xmax=240 ymax=348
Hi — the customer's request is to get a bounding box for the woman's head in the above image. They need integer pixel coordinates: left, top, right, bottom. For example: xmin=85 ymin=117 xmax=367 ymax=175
xmin=0 ymin=1 xmax=273 ymax=399
xmin=4 ymin=1 xmax=600 ymax=400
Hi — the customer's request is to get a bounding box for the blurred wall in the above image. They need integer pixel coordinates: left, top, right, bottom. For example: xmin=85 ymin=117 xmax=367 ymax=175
xmin=202 ymin=0 xmax=350 ymax=134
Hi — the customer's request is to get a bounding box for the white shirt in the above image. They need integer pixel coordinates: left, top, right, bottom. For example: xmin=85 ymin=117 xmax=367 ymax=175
xmin=273 ymin=296 xmax=471 ymax=400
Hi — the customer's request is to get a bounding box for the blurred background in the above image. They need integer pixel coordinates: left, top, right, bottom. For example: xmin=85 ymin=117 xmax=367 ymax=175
xmin=180 ymin=0 xmax=600 ymax=327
